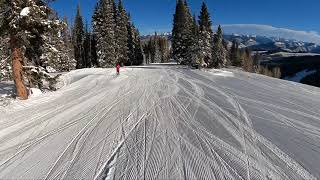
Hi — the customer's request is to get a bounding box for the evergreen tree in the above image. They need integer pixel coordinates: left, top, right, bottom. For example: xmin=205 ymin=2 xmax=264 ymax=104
xmin=83 ymin=23 xmax=92 ymax=68
xmin=73 ymin=5 xmax=85 ymax=69
xmin=116 ymin=0 xmax=129 ymax=65
xmin=0 ymin=0 xmax=63 ymax=99
xmin=243 ymin=48 xmax=254 ymax=72
xmin=39 ymin=12 xmax=74 ymax=73
xmin=172 ymin=0 xmax=193 ymax=65
xmin=212 ymin=25 xmax=227 ymax=68
xmin=61 ymin=17 xmax=76 ymax=71
xmin=190 ymin=14 xmax=201 ymax=65
xmin=143 ymin=40 xmax=152 ymax=64
xmin=133 ymin=28 xmax=144 ymax=65
xmin=143 ymin=34 xmax=170 ymax=64
xmin=198 ymin=2 xmax=213 ymax=66
xmin=92 ymin=0 xmax=117 ymax=67
xmin=90 ymin=34 xmax=99 ymax=67
xmin=158 ymin=35 xmax=170 ymax=63
xmin=230 ymin=40 xmax=242 ymax=67
xmin=153 ymin=33 xmax=161 ymax=63
xmin=126 ymin=19 xmax=135 ymax=65
xmin=253 ymin=51 xmax=260 ymax=72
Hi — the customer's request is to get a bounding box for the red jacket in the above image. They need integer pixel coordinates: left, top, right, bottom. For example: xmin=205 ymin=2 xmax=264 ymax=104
xmin=116 ymin=64 xmax=120 ymax=72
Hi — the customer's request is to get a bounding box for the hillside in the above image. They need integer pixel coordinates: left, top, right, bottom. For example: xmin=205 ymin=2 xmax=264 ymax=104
xmin=1 ymin=64 xmax=319 ymax=179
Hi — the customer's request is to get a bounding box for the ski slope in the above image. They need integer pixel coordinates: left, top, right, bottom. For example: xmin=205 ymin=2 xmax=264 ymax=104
xmin=1 ymin=64 xmax=320 ymax=179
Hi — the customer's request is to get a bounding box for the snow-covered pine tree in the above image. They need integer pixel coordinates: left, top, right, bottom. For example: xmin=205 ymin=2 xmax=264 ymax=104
xmin=116 ymin=0 xmax=129 ymax=65
xmin=172 ymin=0 xmax=193 ymax=65
xmin=1 ymin=0 xmax=63 ymax=99
xmin=90 ymin=34 xmax=99 ymax=67
xmin=126 ymin=18 xmax=135 ymax=66
xmin=212 ymin=25 xmax=227 ymax=68
xmin=190 ymin=14 xmax=201 ymax=66
xmin=83 ymin=23 xmax=92 ymax=68
xmin=92 ymin=0 xmax=117 ymax=68
xmin=158 ymin=35 xmax=170 ymax=63
xmin=61 ymin=17 xmax=76 ymax=71
xmin=40 ymin=12 xmax=74 ymax=73
xmin=252 ymin=51 xmax=260 ymax=72
xmin=73 ymin=5 xmax=85 ymax=69
xmin=198 ymin=2 xmax=214 ymax=67
xmin=143 ymin=40 xmax=152 ymax=64
xmin=132 ymin=27 xmax=144 ymax=65
xmin=153 ymin=34 xmax=161 ymax=63
xmin=243 ymin=47 xmax=254 ymax=72
xmin=230 ymin=39 xmax=242 ymax=67
xmin=183 ymin=0 xmax=195 ymax=64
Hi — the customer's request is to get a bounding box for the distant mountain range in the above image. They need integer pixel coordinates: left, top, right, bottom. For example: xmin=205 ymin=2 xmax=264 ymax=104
xmin=141 ymin=25 xmax=320 ymax=54
xmin=223 ymin=34 xmax=320 ymax=53
xmin=220 ymin=24 xmax=320 ymax=44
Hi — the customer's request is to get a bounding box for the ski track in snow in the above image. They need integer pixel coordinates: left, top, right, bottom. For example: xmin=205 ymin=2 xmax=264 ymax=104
xmin=0 ymin=65 xmax=320 ymax=179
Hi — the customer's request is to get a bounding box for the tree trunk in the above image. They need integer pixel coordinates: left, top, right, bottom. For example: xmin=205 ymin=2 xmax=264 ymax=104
xmin=10 ymin=35 xmax=28 ymax=100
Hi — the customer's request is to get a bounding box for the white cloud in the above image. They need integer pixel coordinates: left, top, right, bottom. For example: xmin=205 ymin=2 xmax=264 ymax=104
xmin=220 ymin=24 xmax=320 ymax=44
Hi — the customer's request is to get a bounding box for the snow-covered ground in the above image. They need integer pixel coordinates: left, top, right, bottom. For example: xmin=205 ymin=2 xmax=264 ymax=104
xmin=1 ymin=65 xmax=320 ymax=179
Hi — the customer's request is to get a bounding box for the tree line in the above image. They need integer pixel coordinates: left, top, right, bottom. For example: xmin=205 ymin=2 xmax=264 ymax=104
xmin=91 ymin=0 xmax=143 ymax=67
xmin=171 ymin=0 xmax=281 ymax=78
xmin=143 ymin=33 xmax=171 ymax=64
xmin=172 ymin=0 xmax=227 ymax=68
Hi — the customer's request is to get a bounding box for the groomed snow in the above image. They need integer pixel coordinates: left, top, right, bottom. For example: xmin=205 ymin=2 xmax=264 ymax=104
xmin=0 ymin=64 xmax=320 ymax=179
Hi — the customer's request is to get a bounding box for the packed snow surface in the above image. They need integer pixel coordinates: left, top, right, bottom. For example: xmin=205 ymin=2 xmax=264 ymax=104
xmin=1 ymin=64 xmax=320 ymax=179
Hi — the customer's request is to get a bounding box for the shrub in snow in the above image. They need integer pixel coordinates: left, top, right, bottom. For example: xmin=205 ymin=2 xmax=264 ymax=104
xmin=24 ymin=66 xmax=61 ymax=91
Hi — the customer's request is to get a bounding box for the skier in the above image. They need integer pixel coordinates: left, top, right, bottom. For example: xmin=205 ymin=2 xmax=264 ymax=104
xmin=116 ymin=64 xmax=120 ymax=75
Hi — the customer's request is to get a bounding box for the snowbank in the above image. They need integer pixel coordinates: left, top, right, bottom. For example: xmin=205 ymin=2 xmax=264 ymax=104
xmin=207 ymin=69 xmax=234 ymax=77
xmin=20 ymin=7 xmax=30 ymax=16
xmin=29 ymin=88 xmax=43 ymax=98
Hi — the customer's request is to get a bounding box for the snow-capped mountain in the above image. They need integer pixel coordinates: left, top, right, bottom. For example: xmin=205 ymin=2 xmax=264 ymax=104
xmin=221 ymin=24 xmax=320 ymax=44
xmin=223 ymin=34 xmax=320 ymax=53
xmin=141 ymin=24 xmax=320 ymax=53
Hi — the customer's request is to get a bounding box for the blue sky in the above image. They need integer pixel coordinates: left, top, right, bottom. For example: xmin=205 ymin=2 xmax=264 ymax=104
xmin=50 ymin=0 xmax=320 ymax=35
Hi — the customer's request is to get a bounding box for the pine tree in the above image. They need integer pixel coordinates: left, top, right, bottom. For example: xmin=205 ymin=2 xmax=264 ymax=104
xmin=126 ymin=19 xmax=135 ymax=65
xmin=158 ymin=35 xmax=170 ymax=63
xmin=73 ymin=5 xmax=85 ymax=69
xmin=83 ymin=23 xmax=92 ymax=68
xmin=198 ymin=2 xmax=214 ymax=66
xmin=243 ymin=48 xmax=254 ymax=72
xmin=92 ymin=0 xmax=117 ymax=67
xmin=172 ymin=0 xmax=193 ymax=65
xmin=116 ymin=0 xmax=129 ymax=65
xmin=212 ymin=25 xmax=227 ymax=68
xmin=143 ymin=40 xmax=152 ymax=64
xmin=90 ymin=34 xmax=99 ymax=67
xmin=253 ymin=51 xmax=260 ymax=72
xmin=61 ymin=17 xmax=76 ymax=71
xmin=190 ymin=14 xmax=201 ymax=65
xmin=38 ymin=12 xmax=74 ymax=73
xmin=1 ymin=0 xmax=63 ymax=99
xmin=230 ymin=40 xmax=242 ymax=67
xmin=133 ymin=28 xmax=144 ymax=65
xmin=153 ymin=33 xmax=161 ymax=63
